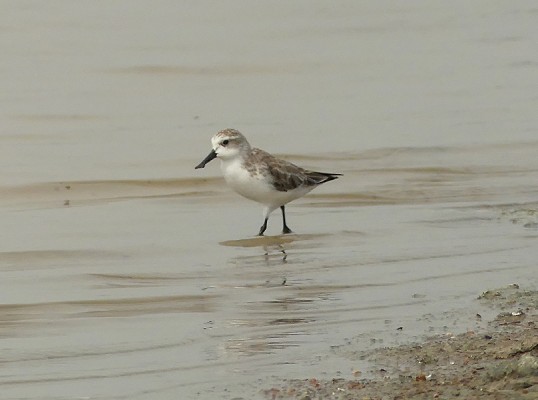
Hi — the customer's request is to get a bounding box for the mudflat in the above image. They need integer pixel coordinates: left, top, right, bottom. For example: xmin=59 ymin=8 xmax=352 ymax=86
xmin=264 ymin=285 xmax=538 ymax=399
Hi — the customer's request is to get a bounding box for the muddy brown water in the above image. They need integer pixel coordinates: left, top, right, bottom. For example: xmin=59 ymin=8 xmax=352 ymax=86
xmin=1 ymin=2 xmax=538 ymax=399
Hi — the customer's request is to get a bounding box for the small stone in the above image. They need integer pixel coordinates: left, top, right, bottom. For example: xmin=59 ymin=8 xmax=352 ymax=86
xmin=515 ymin=354 xmax=538 ymax=378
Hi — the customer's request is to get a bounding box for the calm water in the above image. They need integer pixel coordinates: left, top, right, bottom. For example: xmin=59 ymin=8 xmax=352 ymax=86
xmin=1 ymin=2 xmax=537 ymax=399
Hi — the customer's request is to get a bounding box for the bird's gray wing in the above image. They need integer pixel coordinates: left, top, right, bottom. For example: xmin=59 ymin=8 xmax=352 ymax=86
xmin=248 ymin=148 xmax=341 ymax=192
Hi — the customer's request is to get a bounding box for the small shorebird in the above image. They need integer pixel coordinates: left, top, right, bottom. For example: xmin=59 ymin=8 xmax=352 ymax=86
xmin=195 ymin=129 xmax=341 ymax=236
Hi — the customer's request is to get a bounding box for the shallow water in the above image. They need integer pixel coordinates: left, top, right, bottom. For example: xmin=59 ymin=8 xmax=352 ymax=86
xmin=1 ymin=2 xmax=538 ymax=399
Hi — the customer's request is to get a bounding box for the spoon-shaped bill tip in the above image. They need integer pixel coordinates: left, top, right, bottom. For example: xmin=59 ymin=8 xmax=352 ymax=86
xmin=195 ymin=149 xmax=217 ymax=169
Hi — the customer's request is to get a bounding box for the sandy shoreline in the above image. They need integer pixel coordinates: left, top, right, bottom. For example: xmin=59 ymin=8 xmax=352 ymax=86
xmin=263 ymin=285 xmax=538 ymax=399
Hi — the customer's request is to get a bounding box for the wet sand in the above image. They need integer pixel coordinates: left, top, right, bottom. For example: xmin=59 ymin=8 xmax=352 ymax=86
xmin=1 ymin=2 xmax=538 ymax=400
xmin=265 ymin=285 xmax=538 ymax=399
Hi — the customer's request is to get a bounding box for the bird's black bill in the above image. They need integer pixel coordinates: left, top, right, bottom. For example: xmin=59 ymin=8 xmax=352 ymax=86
xmin=195 ymin=149 xmax=217 ymax=169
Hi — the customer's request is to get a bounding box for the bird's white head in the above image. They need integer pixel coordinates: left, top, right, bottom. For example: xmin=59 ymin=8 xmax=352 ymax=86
xmin=195 ymin=128 xmax=251 ymax=169
xmin=211 ymin=129 xmax=251 ymax=160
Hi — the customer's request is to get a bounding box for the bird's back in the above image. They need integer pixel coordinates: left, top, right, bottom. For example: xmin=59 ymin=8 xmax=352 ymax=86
xmin=245 ymin=148 xmax=341 ymax=192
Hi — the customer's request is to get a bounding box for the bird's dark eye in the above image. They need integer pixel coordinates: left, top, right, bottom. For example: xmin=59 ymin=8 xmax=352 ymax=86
xmin=222 ymin=140 xmax=229 ymax=146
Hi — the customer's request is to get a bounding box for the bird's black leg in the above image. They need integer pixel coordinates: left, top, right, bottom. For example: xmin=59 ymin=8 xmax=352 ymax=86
xmin=258 ymin=217 xmax=268 ymax=236
xmin=281 ymin=205 xmax=293 ymax=234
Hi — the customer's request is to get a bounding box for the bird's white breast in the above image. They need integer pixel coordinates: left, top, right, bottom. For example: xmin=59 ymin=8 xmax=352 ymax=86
xmin=220 ymin=158 xmax=271 ymax=202
xmin=219 ymin=158 xmax=314 ymax=207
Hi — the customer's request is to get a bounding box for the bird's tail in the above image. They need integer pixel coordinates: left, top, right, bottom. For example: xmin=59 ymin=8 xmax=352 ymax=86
xmin=306 ymin=171 xmax=342 ymax=185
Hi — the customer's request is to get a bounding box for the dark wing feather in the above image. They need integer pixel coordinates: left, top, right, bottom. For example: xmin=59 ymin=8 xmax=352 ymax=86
xmin=248 ymin=148 xmax=341 ymax=192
